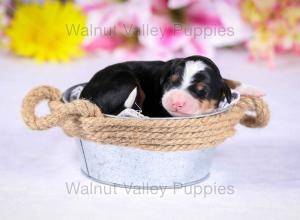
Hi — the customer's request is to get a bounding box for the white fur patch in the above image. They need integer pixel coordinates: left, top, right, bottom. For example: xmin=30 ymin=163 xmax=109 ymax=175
xmin=124 ymin=87 xmax=137 ymax=108
xmin=180 ymin=61 xmax=206 ymax=89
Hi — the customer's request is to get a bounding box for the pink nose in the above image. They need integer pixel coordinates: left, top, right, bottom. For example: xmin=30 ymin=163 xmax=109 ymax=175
xmin=172 ymin=100 xmax=186 ymax=110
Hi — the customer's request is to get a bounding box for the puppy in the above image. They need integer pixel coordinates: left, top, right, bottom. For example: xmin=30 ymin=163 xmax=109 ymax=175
xmin=80 ymin=56 xmax=263 ymax=117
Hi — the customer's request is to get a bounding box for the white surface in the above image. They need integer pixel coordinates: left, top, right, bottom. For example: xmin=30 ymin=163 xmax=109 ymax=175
xmin=0 ymin=49 xmax=300 ymax=220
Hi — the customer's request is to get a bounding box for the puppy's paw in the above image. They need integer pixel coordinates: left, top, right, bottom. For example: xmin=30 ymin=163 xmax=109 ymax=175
xmin=236 ymin=84 xmax=266 ymax=97
xmin=124 ymin=87 xmax=137 ymax=108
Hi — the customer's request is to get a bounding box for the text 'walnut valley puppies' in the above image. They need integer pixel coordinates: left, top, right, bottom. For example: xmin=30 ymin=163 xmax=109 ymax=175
xmin=80 ymin=56 xmax=264 ymax=117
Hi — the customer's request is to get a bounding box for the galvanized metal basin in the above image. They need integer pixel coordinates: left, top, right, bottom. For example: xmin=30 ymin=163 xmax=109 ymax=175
xmin=63 ymin=84 xmax=238 ymax=188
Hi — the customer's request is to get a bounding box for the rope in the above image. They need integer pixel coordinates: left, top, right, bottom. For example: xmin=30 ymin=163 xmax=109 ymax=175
xmin=21 ymin=85 xmax=270 ymax=151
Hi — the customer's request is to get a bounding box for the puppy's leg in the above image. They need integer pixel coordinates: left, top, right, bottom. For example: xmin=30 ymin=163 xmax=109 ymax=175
xmin=80 ymin=71 xmax=144 ymax=115
xmin=223 ymin=79 xmax=265 ymax=97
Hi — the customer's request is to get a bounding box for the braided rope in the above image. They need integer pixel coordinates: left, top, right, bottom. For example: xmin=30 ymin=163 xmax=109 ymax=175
xmin=21 ymin=85 xmax=270 ymax=151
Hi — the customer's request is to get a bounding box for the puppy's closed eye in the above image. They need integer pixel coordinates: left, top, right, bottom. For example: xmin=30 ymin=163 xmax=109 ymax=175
xmin=193 ymin=83 xmax=207 ymax=97
xmin=195 ymin=82 xmax=205 ymax=91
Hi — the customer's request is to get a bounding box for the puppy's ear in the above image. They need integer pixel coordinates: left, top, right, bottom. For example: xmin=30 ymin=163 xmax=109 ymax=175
xmin=160 ymin=58 xmax=180 ymax=86
xmin=222 ymin=81 xmax=232 ymax=104
xmin=159 ymin=71 xmax=170 ymax=87
xmin=160 ymin=65 xmax=172 ymax=87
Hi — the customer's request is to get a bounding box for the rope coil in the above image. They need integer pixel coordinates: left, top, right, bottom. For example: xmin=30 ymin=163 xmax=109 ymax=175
xmin=21 ymin=85 xmax=270 ymax=151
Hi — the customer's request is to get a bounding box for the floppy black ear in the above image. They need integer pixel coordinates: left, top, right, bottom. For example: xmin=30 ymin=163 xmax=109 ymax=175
xmin=222 ymin=81 xmax=232 ymax=103
xmin=159 ymin=59 xmax=178 ymax=86
xmin=159 ymin=70 xmax=169 ymax=87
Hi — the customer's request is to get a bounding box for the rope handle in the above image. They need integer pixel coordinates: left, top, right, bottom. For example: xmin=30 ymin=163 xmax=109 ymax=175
xmin=235 ymin=96 xmax=270 ymax=128
xmin=21 ymin=85 xmax=270 ymax=131
xmin=21 ymin=86 xmax=103 ymax=130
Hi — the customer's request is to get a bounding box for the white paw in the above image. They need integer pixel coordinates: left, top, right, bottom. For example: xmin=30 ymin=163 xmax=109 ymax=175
xmin=236 ymin=84 xmax=266 ymax=97
xmin=124 ymin=87 xmax=137 ymax=108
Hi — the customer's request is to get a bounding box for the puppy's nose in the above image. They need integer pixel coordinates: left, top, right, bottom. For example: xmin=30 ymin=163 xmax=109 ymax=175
xmin=172 ymin=100 xmax=186 ymax=110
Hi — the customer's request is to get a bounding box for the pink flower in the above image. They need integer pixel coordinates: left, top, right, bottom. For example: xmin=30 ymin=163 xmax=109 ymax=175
xmin=79 ymin=0 xmax=247 ymax=60
xmin=84 ymin=35 xmax=125 ymax=52
xmin=185 ymin=1 xmax=223 ymax=27
xmin=81 ymin=0 xmax=151 ymax=53
xmin=151 ymin=0 xmax=168 ymax=14
xmin=138 ymin=17 xmax=214 ymax=60
xmin=168 ymin=0 xmax=195 ymax=9
xmin=152 ymin=0 xmax=223 ymax=27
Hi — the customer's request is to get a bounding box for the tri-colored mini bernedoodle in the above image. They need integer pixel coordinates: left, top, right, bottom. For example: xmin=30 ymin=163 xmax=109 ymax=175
xmin=80 ymin=55 xmax=265 ymax=117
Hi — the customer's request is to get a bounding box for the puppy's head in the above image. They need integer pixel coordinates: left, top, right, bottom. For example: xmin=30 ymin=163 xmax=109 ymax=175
xmin=161 ymin=56 xmax=232 ymax=117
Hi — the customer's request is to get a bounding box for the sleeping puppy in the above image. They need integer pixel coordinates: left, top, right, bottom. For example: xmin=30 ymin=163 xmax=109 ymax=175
xmin=80 ymin=56 xmax=264 ymax=117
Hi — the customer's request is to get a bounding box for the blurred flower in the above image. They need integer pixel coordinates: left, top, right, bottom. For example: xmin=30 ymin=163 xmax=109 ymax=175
xmin=5 ymin=1 xmax=86 ymax=62
xmin=80 ymin=0 xmax=230 ymax=59
xmin=151 ymin=0 xmax=223 ymax=27
xmin=81 ymin=0 xmax=150 ymax=54
xmin=283 ymin=4 xmax=300 ymax=25
xmin=251 ymin=0 xmax=277 ymax=10
xmin=167 ymin=0 xmax=196 ymax=9
xmin=78 ymin=0 xmax=250 ymax=60
xmin=241 ymin=0 xmax=300 ymax=63
xmin=0 ymin=1 xmax=10 ymax=46
xmin=82 ymin=0 xmax=150 ymax=28
xmin=240 ymin=0 xmax=274 ymax=24
xmin=138 ymin=16 xmax=214 ymax=60
xmin=150 ymin=0 xmax=249 ymax=53
xmin=246 ymin=27 xmax=276 ymax=66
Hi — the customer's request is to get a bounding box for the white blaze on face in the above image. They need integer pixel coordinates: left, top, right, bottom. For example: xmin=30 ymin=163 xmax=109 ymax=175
xmin=180 ymin=61 xmax=206 ymax=89
xmin=162 ymin=60 xmax=208 ymax=116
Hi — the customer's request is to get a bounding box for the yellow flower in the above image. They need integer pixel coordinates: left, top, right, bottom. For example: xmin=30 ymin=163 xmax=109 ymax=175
xmin=247 ymin=26 xmax=276 ymax=59
xmin=5 ymin=1 xmax=86 ymax=62
xmin=240 ymin=0 xmax=271 ymax=24
xmin=283 ymin=6 xmax=300 ymax=25
xmin=252 ymin=0 xmax=277 ymax=11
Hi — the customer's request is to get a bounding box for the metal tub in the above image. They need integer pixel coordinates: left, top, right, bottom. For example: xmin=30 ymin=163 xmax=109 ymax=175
xmin=63 ymin=84 xmax=217 ymax=188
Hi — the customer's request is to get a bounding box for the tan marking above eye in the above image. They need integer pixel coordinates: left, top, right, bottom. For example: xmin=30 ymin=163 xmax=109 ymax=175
xmin=196 ymin=82 xmax=205 ymax=91
xmin=170 ymin=74 xmax=180 ymax=82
